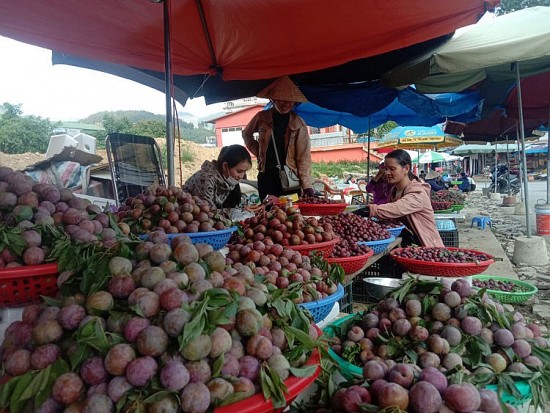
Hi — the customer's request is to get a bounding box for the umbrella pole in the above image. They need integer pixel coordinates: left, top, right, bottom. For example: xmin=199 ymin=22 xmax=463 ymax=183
xmin=367 ymin=116 xmax=371 ymax=182
xmin=506 ymin=137 xmax=510 ymax=192
xmin=516 ymin=64 xmax=532 ymax=237
xmin=494 ymin=140 xmax=498 ymax=194
xmin=547 ymin=107 xmax=550 ymax=204
xmin=163 ymin=0 xmax=175 ymax=187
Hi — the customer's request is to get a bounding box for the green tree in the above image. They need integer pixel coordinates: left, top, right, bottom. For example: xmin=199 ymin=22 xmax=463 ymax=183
xmin=1 ymin=102 xmax=23 ymax=119
xmin=130 ymin=120 xmax=166 ymax=138
xmin=496 ymin=0 xmax=550 ymax=14
xmin=0 ymin=103 xmax=54 ymax=154
xmin=102 ymin=113 xmax=132 ymax=134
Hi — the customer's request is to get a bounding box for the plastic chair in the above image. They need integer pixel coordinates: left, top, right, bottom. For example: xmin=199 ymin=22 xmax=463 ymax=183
xmin=105 ymin=133 xmax=166 ymax=205
xmin=471 ymin=216 xmax=492 ymax=230
xmin=312 ymin=180 xmax=345 ymax=201
xmin=348 ymin=189 xmax=365 ymax=205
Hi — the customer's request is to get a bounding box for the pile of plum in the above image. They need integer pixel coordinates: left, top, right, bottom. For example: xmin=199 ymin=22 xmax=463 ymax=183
xmin=392 ymin=247 xmax=493 ymax=263
xmin=306 ymin=278 xmax=549 ymax=413
xmin=473 ymin=278 xmax=525 ymax=293
xmin=226 ymin=240 xmax=340 ymax=302
xmin=431 ymin=189 xmax=466 ymax=206
xmin=0 ymin=234 xmax=319 ymax=413
xmin=330 ymin=239 xmax=373 ymax=258
xmin=377 ymin=219 xmax=404 ymax=230
xmin=431 ymin=201 xmax=452 ymax=211
xmin=319 ymin=214 xmax=391 ymax=243
xmin=116 ymin=186 xmax=233 ymax=235
xmin=0 ymin=167 xmax=128 ymax=267
xmin=298 ymin=197 xmax=344 ymax=205
xmin=234 ymin=204 xmax=337 ymax=246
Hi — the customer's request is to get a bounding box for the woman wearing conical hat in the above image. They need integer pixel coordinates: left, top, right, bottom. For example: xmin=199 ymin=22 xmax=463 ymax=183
xmin=242 ymin=76 xmax=314 ymax=200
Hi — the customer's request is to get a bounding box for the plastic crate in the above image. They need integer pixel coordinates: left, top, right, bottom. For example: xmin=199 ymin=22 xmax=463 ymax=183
xmin=439 ymin=229 xmax=459 ymax=247
xmin=436 ymin=219 xmax=456 ymax=231
xmin=338 ymin=281 xmax=354 ymax=314
xmin=0 ymin=263 xmax=59 ymax=307
xmin=351 ymin=255 xmax=403 ymax=303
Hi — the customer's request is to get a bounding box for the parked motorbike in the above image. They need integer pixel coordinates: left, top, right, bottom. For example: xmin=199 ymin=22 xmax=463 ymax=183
xmin=488 ymin=164 xmax=520 ymax=195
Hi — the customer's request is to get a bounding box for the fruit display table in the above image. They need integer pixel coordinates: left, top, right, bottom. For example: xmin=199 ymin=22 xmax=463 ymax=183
xmin=434 ymin=211 xmax=466 ymax=223
xmin=343 ymin=237 xmax=402 ymax=284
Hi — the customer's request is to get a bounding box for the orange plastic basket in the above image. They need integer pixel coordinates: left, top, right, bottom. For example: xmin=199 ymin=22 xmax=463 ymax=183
xmin=294 ymin=203 xmax=347 ymax=216
xmin=390 ymin=247 xmax=494 ymax=277
xmin=0 ymin=263 xmax=59 ymax=307
xmin=326 ymin=250 xmax=374 ymax=274
xmin=287 ymin=237 xmax=339 ymax=258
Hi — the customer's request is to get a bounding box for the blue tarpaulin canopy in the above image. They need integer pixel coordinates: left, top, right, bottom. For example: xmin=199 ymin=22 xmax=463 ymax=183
xmin=294 ymin=83 xmax=482 ymax=132
xmin=526 ymin=146 xmax=547 ymax=155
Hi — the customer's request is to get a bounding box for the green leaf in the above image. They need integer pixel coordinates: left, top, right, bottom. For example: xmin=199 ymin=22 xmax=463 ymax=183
xmin=0 ymin=376 xmax=19 ymax=408
xmin=289 ymin=364 xmax=318 ymax=378
xmin=260 ymin=367 xmax=273 ymax=401
xmin=40 ymin=295 xmax=64 ymax=307
xmin=143 ymin=390 xmax=173 ymax=404
xmin=212 ymin=354 xmax=225 ymax=378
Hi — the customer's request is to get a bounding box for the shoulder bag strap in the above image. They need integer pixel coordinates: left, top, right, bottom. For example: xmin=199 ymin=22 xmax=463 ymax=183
xmin=271 ymin=130 xmax=283 ymax=171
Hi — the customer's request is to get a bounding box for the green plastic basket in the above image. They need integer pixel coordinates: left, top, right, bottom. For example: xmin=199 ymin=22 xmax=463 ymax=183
xmin=434 ymin=208 xmax=454 ymax=214
xmin=450 ymin=204 xmax=465 ymax=212
xmin=472 ymin=275 xmax=538 ymax=304
xmin=485 ymin=381 xmax=531 ymax=407
xmin=323 ymin=314 xmax=363 ymax=378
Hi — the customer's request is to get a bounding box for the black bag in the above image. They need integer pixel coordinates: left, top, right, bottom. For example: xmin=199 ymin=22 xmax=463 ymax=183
xmin=272 ymin=131 xmax=301 ymax=191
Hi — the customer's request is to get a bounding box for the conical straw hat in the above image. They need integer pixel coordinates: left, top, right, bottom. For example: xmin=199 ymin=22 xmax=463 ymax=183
xmin=257 ymin=76 xmax=308 ymax=103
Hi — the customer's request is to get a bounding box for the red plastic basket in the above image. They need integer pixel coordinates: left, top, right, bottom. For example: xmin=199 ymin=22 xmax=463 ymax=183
xmin=390 ymin=247 xmax=494 ymax=277
xmin=294 ymin=203 xmax=347 ymax=216
xmin=326 ymin=250 xmax=374 ymax=275
xmin=287 ymin=238 xmax=339 ymax=258
xmin=0 ymin=263 xmax=59 ymax=307
xmin=215 ymin=333 xmax=321 ymax=413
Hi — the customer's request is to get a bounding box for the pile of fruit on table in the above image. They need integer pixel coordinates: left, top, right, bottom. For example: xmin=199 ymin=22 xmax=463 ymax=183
xmin=296 ymin=277 xmax=550 ymax=413
xmin=430 ymin=190 xmax=466 ymax=206
xmin=4 ymin=165 xmax=546 ymax=413
xmin=430 ymin=201 xmax=452 ymax=211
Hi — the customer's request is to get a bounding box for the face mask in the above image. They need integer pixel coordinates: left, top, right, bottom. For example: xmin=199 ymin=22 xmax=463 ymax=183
xmin=225 ymin=176 xmax=239 ymax=186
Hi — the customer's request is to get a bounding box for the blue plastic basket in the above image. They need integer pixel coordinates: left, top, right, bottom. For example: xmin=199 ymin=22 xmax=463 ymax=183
xmin=140 ymin=226 xmax=237 ymax=251
xmin=299 ymin=284 xmax=344 ymax=323
xmin=386 ymin=225 xmax=405 ymax=238
xmin=436 ymin=219 xmax=456 ymax=231
xmin=358 ymin=235 xmax=395 ymax=254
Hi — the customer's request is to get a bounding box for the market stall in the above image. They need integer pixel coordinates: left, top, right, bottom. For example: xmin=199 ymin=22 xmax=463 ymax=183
xmin=0 ymin=166 xmax=548 ymax=413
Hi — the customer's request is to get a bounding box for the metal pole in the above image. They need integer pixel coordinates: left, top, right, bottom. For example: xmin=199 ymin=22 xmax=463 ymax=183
xmin=494 ymin=139 xmax=498 ymax=194
xmin=516 ymin=125 xmax=524 ymax=202
xmin=546 ymin=107 xmax=550 ymax=204
xmin=367 ymin=116 xmax=371 ymax=180
xmin=506 ymin=137 xmax=510 ymax=192
xmin=163 ymin=0 xmax=175 ymax=187
xmin=516 ymin=64 xmax=531 ymax=237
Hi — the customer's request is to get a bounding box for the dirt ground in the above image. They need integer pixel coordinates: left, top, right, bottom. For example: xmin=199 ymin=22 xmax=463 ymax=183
xmin=0 ymin=141 xmax=259 ymax=185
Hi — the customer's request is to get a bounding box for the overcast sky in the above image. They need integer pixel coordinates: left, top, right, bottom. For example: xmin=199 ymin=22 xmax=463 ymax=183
xmin=0 ymin=36 xmax=224 ymax=121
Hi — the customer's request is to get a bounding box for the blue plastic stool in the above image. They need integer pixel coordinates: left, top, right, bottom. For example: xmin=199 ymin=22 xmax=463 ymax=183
xmin=471 ymin=216 xmax=492 ymax=230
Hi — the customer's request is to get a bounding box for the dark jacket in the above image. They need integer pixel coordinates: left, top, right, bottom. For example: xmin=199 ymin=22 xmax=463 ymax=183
xmin=426 ymin=178 xmax=446 ymax=192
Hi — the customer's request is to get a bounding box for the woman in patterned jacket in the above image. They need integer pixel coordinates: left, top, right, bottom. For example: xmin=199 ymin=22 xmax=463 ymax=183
xmin=183 ymin=145 xmax=252 ymax=209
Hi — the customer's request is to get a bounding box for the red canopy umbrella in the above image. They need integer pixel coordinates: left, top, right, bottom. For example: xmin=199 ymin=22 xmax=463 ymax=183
xmin=0 ymin=0 xmax=497 ymax=80
xmin=0 ymin=0 xmax=497 ymax=185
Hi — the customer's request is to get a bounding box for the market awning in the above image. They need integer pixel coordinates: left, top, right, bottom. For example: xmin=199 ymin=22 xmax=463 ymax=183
xmin=0 ymin=0 xmax=496 ymax=82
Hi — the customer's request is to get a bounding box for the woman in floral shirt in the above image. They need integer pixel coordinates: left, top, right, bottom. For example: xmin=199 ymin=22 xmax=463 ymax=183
xmin=183 ymin=145 xmax=252 ymax=209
